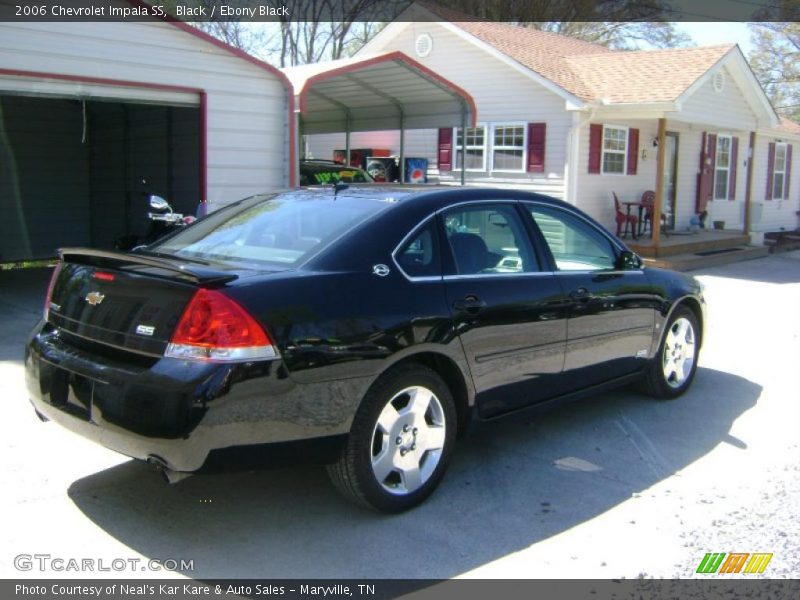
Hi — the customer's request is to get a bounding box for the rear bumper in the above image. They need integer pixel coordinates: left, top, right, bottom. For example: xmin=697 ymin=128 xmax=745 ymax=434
xmin=25 ymin=323 xmax=367 ymax=472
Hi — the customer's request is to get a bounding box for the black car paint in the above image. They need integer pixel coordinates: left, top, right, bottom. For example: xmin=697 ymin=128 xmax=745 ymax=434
xmin=25 ymin=186 xmax=704 ymax=474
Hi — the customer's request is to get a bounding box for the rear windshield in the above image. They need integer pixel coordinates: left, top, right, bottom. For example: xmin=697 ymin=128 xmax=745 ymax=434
xmin=300 ymin=164 xmax=373 ymax=186
xmin=151 ymin=191 xmax=387 ymax=268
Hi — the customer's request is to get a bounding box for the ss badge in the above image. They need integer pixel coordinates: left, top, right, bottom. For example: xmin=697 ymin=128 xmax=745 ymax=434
xmin=136 ymin=324 xmax=155 ymax=336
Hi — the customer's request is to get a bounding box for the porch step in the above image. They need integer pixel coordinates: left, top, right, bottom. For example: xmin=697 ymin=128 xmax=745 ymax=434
xmin=629 ymin=233 xmax=750 ymax=258
xmin=641 ymin=245 xmax=770 ymax=271
xmin=765 ymin=233 xmax=800 ymax=254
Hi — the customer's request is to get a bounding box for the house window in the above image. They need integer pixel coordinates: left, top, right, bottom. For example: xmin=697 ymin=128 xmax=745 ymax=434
xmin=714 ymin=135 xmax=732 ymax=200
xmin=454 ymin=126 xmax=486 ymax=171
xmin=491 ymin=124 xmax=526 ymax=172
xmin=773 ymin=143 xmax=787 ymax=199
xmin=602 ymin=125 xmax=627 ymax=174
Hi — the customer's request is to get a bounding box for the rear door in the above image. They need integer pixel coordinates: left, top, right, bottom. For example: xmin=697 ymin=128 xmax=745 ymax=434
xmin=524 ymin=203 xmax=657 ymax=389
xmin=440 ymin=201 xmax=568 ymax=418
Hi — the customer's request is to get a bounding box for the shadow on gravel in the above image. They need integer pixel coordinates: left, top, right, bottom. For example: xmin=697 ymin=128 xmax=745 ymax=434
xmin=67 ymin=367 xmax=760 ymax=579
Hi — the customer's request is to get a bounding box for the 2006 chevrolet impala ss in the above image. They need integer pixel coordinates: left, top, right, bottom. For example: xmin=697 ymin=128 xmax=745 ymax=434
xmin=25 ymin=186 xmax=705 ymax=512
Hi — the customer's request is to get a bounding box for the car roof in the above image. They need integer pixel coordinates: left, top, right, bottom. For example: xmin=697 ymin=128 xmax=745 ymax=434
xmin=298 ymin=184 xmax=576 ymax=212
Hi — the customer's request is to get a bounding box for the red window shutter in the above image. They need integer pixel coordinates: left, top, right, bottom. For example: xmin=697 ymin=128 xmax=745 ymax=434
xmin=627 ymin=128 xmax=639 ymax=175
xmin=696 ymin=132 xmax=715 ymax=213
xmin=728 ymin=137 xmax=738 ymax=200
xmin=437 ymin=128 xmax=453 ymax=172
xmin=766 ymin=142 xmax=775 ymax=200
xmin=785 ymin=144 xmax=793 ymax=199
xmin=588 ymin=124 xmax=602 ymax=174
xmin=526 ymin=123 xmax=546 ymax=173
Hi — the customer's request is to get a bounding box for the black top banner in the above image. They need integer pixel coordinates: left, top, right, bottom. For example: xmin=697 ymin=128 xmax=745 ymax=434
xmin=1 ymin=0 xmax=799 ymax=23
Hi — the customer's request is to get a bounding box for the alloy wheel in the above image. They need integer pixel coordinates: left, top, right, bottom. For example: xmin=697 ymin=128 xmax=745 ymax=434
xmin=370 ymin=385 xmax=446 ymax=495
xmin=662 ymin=316 xmax=696 ymax=389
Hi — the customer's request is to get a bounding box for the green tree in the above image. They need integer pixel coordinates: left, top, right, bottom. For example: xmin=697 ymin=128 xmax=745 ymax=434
xmin=748 ymin=23 xmax=800 ymax=120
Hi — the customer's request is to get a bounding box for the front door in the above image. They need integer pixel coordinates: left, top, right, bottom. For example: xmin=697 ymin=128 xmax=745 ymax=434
xmin=662 ymin=132 xmax=679 ymax=228
xmin=440 ymin=202 xmax=569 ymax=418
xmin=525 ymin=203 xmax=658 ymax=389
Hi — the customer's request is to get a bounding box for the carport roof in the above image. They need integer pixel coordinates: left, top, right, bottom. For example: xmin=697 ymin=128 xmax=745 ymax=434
xmin=282 ymin=51 xmax=477 ymax=135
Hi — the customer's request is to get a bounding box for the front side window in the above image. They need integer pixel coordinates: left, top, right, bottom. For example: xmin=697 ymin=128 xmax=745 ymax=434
xmin=492 ymin=124 xmax=525 ymax=171
xmin=529 ymin=205 xmax=618 ymax=271
xmin=773 ymin=143 xmax=787 ymax=199
xmin=602 ymin=125 xmax=627 ymax=174
xmin=454 ymin=126 xmax=486 ymax=171
xmin=395 ymin=219 xmax=441 ymax=278
xmin=714 ymin=135 xmax=731 ymax=200
xmin=442 ymin=204 xmax=538 ymax=275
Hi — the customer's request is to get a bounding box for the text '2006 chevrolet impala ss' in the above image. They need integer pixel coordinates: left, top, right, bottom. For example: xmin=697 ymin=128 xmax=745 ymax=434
xmin=25 ymin=186 xmax=705 ymax=512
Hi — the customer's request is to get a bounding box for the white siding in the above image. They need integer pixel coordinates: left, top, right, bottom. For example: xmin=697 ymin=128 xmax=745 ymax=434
xmin=575 ymin=119 xmax=762 ymax=234
xmin=574 ymin=119 xmax=660 ymax=231
xmin=309 ymin=21 xmax=573 ymax=198
xmin=0 ymin=20 xmax=290 ymax=209
xmin=750 ymin=134 xmax=800 ymax=232
xmin=677 ymin=66 xmax=759 ymax=132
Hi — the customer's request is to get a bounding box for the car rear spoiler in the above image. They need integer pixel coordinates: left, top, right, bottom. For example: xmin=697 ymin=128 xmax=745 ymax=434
xmin=59 ymin=248 xmax=238 ymax=286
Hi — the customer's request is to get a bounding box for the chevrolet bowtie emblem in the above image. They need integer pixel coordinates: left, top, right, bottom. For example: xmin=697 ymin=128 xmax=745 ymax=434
xmin=85 ymin=291 xmax=105 ymax=306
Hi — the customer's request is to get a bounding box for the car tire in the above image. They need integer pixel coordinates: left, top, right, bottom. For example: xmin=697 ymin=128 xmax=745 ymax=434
xmin=640 ymin=306 xmax=700 ymax=399
xmin=327 ymin=364 xmax=457 ymax=512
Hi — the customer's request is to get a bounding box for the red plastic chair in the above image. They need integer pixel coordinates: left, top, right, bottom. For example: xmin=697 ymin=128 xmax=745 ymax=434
xmin=613 ymin=192 xmax=638 ymax=238
xmin=640 ymin=190 xmax=668 ymax=237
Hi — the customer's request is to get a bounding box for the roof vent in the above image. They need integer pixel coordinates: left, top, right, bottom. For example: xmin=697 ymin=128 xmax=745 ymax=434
xmin=415 ymin=33 xmax=433 ymax=58
xmin=712 ymin=70 xmax=726 ymax=93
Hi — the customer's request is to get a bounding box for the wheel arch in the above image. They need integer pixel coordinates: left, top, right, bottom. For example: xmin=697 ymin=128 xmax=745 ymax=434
xmin=384 ymin=351 xmax=474 ymax=438
xmin=657 ymin=295 xmax=705 ymax=352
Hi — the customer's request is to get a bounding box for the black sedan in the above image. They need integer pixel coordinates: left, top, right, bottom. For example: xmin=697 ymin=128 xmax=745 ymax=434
xmin=25 ymin=186 xmax=705 ymax=512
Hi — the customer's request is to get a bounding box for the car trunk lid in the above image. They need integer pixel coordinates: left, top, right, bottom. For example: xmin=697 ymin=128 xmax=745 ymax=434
xmin=47 ymin=248 xmax=244 ymax=356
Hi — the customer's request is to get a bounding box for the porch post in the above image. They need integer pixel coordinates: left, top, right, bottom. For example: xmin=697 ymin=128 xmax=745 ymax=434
xmin=744 ymin=131 xmax=756 ymax=235
xmin=460 ymin=108 xmax=467 ymax=186
xmin=399 ymin=111 xmax=406 ymax=183
xmin=652 ymin=118 xmax=667 ymax=248
xmin=345 ymin=112 xmax=351 ymax=166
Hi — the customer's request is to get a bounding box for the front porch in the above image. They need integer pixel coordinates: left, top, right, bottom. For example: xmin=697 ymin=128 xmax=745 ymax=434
xmin=627 ymin=229 xmax=769 ymax=271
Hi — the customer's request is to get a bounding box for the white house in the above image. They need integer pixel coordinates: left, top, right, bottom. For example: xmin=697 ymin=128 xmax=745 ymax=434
xmin=0 ymin=13 xmax=294 ymax=262
xmin=307 ymin=2 xmax=800 ymax=245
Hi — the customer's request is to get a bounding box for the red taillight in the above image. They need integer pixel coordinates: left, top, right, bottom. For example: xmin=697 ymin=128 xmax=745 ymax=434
xmin=93 ymin=271 xmax=115 ymax=281
xmin=165 ymin=289 xmax=276 ymax=362
xmin=43 ymin=263 xmax=63 ymax=320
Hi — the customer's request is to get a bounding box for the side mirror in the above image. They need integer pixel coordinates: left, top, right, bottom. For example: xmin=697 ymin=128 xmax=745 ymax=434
xmin=149 ymin=195 xmax=171 ymax=212
xmin=617 ymin=250 xmax=642 ymax=270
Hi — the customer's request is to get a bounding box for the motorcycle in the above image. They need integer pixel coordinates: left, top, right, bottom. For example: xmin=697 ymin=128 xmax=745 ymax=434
xmin=114 ymin=195 xmax=197 ymax=251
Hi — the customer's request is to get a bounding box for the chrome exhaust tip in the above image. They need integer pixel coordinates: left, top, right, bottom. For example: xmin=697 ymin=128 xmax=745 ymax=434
xmin=147 ymin=455 xmax=193 ymax=484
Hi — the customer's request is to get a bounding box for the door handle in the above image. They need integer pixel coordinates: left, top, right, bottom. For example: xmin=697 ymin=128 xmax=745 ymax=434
xmin=453 ymin=294 xmax=486 ymax=314
xmin=569 ymin=287 xmax=594 ymax=302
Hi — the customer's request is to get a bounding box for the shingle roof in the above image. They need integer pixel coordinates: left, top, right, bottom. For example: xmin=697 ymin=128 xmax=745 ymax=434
xmin=566 ymin=45 xmax=734 ymax=103
xmin=777 ymin=117 xmax=800 ymax=136
xmin=416 ymin=1 xmax=734 ymax=104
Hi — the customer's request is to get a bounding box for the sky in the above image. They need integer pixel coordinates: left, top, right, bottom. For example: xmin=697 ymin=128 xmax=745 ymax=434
xmin=677 ymin=22 xmax=754 ymax=55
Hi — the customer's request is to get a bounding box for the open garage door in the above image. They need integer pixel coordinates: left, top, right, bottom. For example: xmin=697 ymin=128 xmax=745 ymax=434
xmin=0 ymin=94 xmax=200 ymax=262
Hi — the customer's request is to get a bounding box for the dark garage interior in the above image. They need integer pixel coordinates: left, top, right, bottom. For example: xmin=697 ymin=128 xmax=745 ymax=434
xmin=0 ymin=95 xmax=200 ymax=262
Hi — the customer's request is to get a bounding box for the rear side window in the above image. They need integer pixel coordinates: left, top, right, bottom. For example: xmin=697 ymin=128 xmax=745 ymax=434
xmin=442 ymin=204 xmax=539 ymax=275
xmin=153 ymin=192 xmax=386 ymax=268
xmin=395 ymin=218 xmax=441 ymax=278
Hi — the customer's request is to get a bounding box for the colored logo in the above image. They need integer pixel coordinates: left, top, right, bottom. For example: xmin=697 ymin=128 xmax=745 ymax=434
xmin=696 ymin=552 xmax=773 ymax=574
xmin=84 ymin=291 xmax=105 ymax=306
